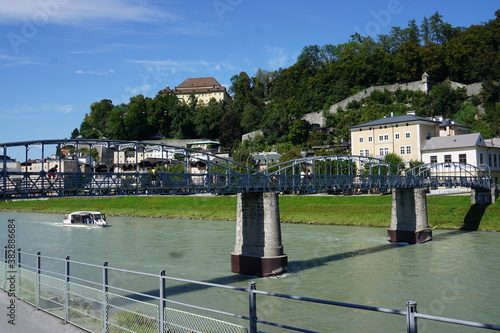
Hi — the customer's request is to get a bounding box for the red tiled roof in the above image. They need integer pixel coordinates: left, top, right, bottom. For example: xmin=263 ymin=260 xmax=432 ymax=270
xmin=176 ymin=77 xmax=222 ymax=89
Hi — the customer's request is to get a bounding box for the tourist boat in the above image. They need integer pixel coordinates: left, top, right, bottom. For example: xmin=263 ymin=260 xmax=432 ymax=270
xmin=62 ymin=211 xmax=108 ymax=227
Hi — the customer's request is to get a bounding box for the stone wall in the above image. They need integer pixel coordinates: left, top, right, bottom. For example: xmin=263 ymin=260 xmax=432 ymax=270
xmin=303 ymin=77 xmax=483 ymax=127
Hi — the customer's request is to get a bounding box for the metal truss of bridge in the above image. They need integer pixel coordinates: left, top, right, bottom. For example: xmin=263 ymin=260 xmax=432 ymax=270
xmin=1 ymin=139 xmax=493 ymax=200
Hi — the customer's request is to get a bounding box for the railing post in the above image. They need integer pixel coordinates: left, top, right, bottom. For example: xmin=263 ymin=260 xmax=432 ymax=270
xmin=17 ymin=248 xmax=21 ymax=299
xmin=36 ymin=252 xmax=41 ymax=310
xmin=406 ymin=301 xmax=418 ymax=333
xmin=3 ymin=246 xmax=7 ymax=290
xmin=64 ymin=256 xmax=70 ymax=324
xmin=248 ymin=282 xmax=257 ymax=333
xmin=2 ymin=145 xmax=7 ymax=200
xmin=159 ymin=270 xmax=166 ymax=333
xmin=102 ymin=262 xmax=109 ymax=333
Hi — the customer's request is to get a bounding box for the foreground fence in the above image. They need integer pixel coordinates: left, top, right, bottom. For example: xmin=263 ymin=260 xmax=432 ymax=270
xmin=2 ymin=248 xmax=500 ymax=333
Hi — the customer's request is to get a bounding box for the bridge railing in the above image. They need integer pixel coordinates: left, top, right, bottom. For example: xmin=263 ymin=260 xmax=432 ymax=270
xmin=2 ymin=146 xmax=494 ymax=200
xmin=2 ymin=248 xmax=500 ymax=333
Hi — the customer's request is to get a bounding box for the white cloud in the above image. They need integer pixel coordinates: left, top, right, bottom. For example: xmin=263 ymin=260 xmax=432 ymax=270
xmin=0 ymin=0 xmax=179 ymax=25
xmin=124 ymin=84 xmax=153 ymax=96
xmin=75 ymin=69 xmax=114 ymax=76
xmin=44 ymin=103 xmax=75 ymax=114
xmin=265 ymin=46 xmax=296 ymax=70
xmin=0 ymin=54 xmax=46 ymax=67
xmin=0 ymin=103 xmax=74 ymax=117
xmin=128 ymin=59 xmax=222 ymax=73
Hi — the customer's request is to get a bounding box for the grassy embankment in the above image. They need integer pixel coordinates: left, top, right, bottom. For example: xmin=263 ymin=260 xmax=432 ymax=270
xmin=0 ymin=194 xmax=498 ymax=231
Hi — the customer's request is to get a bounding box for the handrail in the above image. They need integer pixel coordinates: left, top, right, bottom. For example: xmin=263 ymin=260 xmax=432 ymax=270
xmin=1 ymin=138 xmax=494 ymax=200
xmin=2 ymin=248 xmax=500 ymax=333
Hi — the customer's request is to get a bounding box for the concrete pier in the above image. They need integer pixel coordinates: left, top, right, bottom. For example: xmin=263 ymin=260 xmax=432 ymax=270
xmin=388 ymin=188 xmax=432 ymax=244
xmin=231 ymin=192 xmax=288 ymax=277
xmin=471 ymin=188 xmax=494 ymax=205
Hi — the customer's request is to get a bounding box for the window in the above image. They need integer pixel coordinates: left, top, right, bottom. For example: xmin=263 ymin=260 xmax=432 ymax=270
xmin=368 ymin=136 xmax=373 ymax=142
xmin=489 ymin=154 xmax=492 ymax=166
xmin=444 ymin=155 xmax=452 ymax=163
xmin=459 ymin=154 xmax=467 ymax=164
xmin=378 ymin=134 xmax=389 ymax=141
xmin=430 ymin=156 xmax=437 ymax=163
xmin=379 ymin=147 xmax=389 ymax=156
xmin=405 ymin=132 xmax=411 ymax=138
xmin=480 ymin=153 xmax=484 ymax=164
xmin=406 ymin=146 xmax=411 ymax=154
xmin=400 ymin=146 xmax=405 ymax=155
xmin=359 ymin=137 xmax=364 ymax=143
xmin=365 ymin=149 xmax=369 ymax=156
xmin=395 ymin=133 xmax=400 ymax=140
xmin=495 ymin=154 xmax=498 ymax=168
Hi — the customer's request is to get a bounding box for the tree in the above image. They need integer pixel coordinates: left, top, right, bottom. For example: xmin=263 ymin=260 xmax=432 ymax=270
xmin=106 ymin=104 xmax=127 ymax=139
xmin=71 ymin=128 xmax=79 ymax=139
xmin=240 ymin=103 xmax=262 ymax=133
xmin=428 ymin=83 xmax=465 ymax=117
xmin=193 ymin=99 xmax=226 ymax=139
xmin=169 ymin=97 xmax=195 ymax=139
xmin=89 ymin=99 xmax=113 ymax=134
xmin=287 ymin=119 xmax=309 ymax=145
xmin=147 ymin=91 xmax=179 ymax=137
xmin=79 ymin=114 xmax=101 ymax=139
xmin=124 ymin=95 xmax=152 ymax=140
xmin=384 ymin=153 xmax=406 ymax=175
xmin=218 ymin=110 xmax=241 ymax=149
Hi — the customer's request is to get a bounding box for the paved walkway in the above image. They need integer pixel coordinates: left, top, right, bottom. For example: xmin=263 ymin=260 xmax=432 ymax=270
xmin=0 ymin=290 xmax=87 ymax=333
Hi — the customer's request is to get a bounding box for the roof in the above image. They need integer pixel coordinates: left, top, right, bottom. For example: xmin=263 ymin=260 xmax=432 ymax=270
xmin=349 ymin=114 xmax=439 ymax=129
xmin=188 ymin=140 xmax=220 ymax=145
xmin=421 ymin=133 xmax=485 ymax=151
xmin=439 ymin=118 xmax=470 ymax=129
xmin=177 ymin=77 xmax=222 ymax=89
xmin=163 ymin=77 xmax=229 ymax=96
xmin=485 ymin=138 xmax=500 ymax=148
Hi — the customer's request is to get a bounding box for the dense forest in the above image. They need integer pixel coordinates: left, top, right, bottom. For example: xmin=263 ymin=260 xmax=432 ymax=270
xmin=74 ymin=11 xmax=500 ymax=163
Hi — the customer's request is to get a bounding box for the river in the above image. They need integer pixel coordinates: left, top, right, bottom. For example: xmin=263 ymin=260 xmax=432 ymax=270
xmin=1 ymin=211 xmax=499 ymax=332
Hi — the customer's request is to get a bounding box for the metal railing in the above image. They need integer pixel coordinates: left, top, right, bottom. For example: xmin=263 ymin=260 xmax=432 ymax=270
xmin=2 ymin=248 xmax=500 ymax=333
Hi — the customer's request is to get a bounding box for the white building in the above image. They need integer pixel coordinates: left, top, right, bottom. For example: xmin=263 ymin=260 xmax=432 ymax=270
xmin=163 ymin=77 xmax=232 ymax=106
xmin=421 ymin=133 xmax=500 ymax=184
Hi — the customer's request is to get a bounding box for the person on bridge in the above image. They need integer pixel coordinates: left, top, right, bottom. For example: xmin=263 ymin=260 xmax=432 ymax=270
xmin=48 ymin=165 xmax=58 ymax=180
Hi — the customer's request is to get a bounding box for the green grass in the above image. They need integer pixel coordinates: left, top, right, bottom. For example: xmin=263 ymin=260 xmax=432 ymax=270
xmin=0 ymin=194 xmax=498 ymax=231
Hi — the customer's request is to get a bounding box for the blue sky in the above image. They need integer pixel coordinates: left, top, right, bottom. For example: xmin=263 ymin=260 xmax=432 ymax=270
xmin=1 ymin=0 xmax=498 ymax=148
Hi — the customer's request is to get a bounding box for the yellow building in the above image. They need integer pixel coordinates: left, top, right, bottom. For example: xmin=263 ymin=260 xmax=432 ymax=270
xmin=349 ymin=111 xmax=441 ymax=161
xmin=163 ymin=77 xmax=232 ymax=105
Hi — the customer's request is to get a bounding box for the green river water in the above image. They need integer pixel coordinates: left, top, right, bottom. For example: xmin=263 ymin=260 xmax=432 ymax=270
xmin=1 ymin=211 xmax=499 ymax=332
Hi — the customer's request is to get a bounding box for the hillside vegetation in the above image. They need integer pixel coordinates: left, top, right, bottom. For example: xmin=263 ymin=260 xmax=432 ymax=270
xmin=74 ymin=11 xmax=500 ymax=163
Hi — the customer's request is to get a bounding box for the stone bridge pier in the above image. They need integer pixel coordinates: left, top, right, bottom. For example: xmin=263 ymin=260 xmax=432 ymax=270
xmin=231 ymin=192 xmax=288 ymax=277
xmin=471 ymin=188 xmax=496 ymax=205
xmin=388 ymin=188 xmax=432 ymax=244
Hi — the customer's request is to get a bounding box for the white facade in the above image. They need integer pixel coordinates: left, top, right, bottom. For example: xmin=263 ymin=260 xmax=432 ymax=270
xmin=421 ymin=133 xmax=500 ymax=184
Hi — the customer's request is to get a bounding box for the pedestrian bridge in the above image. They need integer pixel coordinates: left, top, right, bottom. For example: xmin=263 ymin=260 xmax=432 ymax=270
xmin=0 ymin=139 xmax=492 ymax=200
xmin=1 ymin=139 xmax=495 ymax=277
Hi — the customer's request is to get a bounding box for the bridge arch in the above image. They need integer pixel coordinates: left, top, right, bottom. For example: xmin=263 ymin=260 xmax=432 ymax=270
xmin=263 ymin=155 xmax=401 ymax=193
xmin=1 ymin=141 xmax=493 ymax=200
xmin=404 ymin=162 xmax=492 ymax=189
xmin=1 ymin=139 xmax=264 ymax=199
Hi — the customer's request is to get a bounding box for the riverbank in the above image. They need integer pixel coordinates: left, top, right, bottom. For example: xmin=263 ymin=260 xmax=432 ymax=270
xmin=0 ymin=194 xmax=498 ymax=231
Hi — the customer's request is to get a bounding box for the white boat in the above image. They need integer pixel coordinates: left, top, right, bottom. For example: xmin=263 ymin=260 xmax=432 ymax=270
xmin=63 ymin=211 xmax=108 ymax=227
